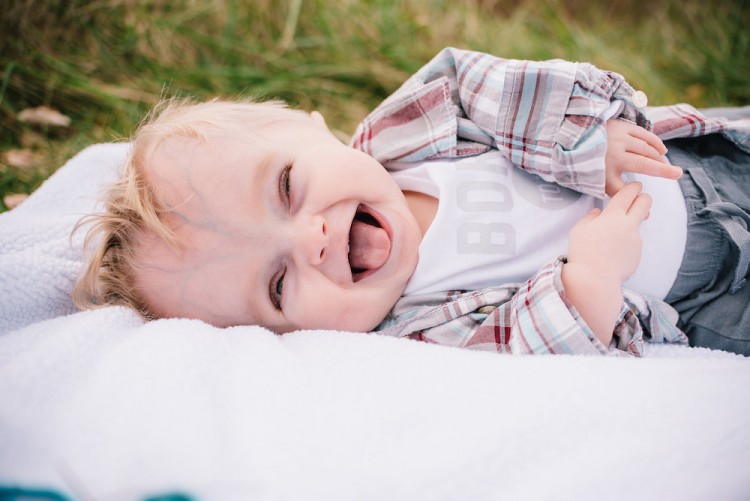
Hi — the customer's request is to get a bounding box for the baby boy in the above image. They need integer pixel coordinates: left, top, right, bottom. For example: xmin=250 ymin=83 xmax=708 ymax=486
xmin=75 ymin=48 xmax=750 ymax=356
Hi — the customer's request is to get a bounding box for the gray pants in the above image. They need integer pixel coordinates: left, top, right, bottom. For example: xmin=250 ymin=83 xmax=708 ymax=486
xmin=664 ymin=133 xmax=750 ymax=356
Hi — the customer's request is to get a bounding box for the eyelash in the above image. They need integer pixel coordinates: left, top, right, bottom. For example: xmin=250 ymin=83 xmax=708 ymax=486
xmin=279 ymin=164 xmax=293 ymax=208
xmin=270 ymin=268 xmax=285 ymax=311
xmin=271 ymin=164 xmax=293 ymax=311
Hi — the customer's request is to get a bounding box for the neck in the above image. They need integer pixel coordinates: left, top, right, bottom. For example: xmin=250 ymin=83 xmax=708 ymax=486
xmin=402 ymin=190 xmax=438 ymax=239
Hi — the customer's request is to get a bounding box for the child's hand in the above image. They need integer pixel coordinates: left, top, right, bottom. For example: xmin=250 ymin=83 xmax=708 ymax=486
xmin=562 ymin=182 xmax=652 ymax=342
xmin=604 ymin=119 xmax=682 ymax=196
xmin=567 ymin=182 xmax=651 ymax=284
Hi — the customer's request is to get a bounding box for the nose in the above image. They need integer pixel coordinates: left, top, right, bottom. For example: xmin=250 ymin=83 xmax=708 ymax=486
xmin=291 ymin=214 xmax=329 ymax=266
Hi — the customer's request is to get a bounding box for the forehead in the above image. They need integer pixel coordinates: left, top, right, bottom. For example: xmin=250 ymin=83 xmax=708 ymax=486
xmin=145 ymin=138 xmax=258 ymax=231
xmin=135 ymin=134 xmax=279 ymax=326
xmin=144 ymin=115 xmax=320 ymax=193
xmin=134 ymin=223 xmax=265 ymax=327
xmin=149 ymin=133 xmax=266 ymax=184
xmin=150 ymin=110 xmax=316 ymax=158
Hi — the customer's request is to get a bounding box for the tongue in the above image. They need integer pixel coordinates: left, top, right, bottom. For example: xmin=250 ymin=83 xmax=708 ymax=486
xmin=349 ymin=219 xmax=390 ymax=271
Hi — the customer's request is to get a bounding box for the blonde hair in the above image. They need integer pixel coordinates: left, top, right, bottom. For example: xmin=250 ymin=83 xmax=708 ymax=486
xmin=72 ymin=97 xmax=313 ymax=319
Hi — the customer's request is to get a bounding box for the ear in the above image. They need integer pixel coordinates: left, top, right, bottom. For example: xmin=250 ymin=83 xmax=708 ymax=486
xmin=309 ymin=110 xmax=349 ymax=144
xmin=309 ymin=111 xmax=330 ymax=132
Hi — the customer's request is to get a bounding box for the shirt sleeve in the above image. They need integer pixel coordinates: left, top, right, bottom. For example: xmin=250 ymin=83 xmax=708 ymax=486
xmin=352 ymin=47 xmax=650 ymax=199
xmin=499 ymin=258 xmax=610 ymax=354
xmin=495 ymin=258 xmax=687 ymax=355
xmin=426 ymin=48 xmax=653 ymax=198
xmin=387 ymin=258 xmax=686 ymax=356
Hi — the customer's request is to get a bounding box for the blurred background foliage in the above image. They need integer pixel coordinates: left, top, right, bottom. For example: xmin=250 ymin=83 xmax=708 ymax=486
xmin=1 ymin=0 xmax=748 ymax=211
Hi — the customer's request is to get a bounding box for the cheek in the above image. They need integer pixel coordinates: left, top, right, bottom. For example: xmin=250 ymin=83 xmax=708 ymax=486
xmin=289 ymin=282 xmax=396 ymax=332
xmin=326 ymin=149 xmax=389 ymax=183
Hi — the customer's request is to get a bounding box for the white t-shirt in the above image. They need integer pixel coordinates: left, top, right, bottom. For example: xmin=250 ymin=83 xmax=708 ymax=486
xmin=390 ymin=150 xmax=687 ymax=300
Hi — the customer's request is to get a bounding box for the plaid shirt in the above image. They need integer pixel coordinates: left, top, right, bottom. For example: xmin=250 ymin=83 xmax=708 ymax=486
xmin=351 ymin=47 xmax=750 ymax=356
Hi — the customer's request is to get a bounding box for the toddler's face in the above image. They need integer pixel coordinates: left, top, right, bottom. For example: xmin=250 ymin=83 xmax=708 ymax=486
xmin=135 ymin=114 xmax=421 ymax=333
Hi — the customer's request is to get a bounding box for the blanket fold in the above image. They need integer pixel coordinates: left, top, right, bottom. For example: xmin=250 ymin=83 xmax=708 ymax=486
xmin=0 ymin=143 xmax=128 ymax=334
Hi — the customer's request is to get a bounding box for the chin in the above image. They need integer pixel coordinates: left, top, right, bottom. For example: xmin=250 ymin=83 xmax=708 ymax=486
xmin=338 ymin=302 xmax=395 ymax=333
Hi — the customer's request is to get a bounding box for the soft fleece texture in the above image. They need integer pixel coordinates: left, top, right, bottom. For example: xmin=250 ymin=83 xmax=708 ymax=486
xmin=1 ymin=144 xmax=749 ymax=500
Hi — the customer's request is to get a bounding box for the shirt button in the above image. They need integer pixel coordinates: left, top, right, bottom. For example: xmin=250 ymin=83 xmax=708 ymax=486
xmin=632 ymin=90 xmax=648 ymax=109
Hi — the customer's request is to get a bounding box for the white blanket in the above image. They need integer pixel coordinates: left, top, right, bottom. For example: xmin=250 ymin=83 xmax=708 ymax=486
xmin=1 ymin=144 xmax=749 ymax=500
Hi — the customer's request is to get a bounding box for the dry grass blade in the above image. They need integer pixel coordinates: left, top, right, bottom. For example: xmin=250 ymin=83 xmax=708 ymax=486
xmin=3 ymin=193 xmax=29 ymax=210
xmin=18 ymin=106 xmax=72 ymax=127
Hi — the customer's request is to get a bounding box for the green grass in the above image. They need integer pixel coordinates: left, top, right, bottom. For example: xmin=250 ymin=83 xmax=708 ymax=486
xmin=1 ymin=0 xmax=748 ymax=211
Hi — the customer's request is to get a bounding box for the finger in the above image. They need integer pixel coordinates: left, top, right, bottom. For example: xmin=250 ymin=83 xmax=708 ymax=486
xmin=604 ymin=182 xmax=642 ymax=213
xmin=583 ymin=207 xmax=602 ymax=221
xmin=605 ymin=173 xmax=626 ymax=197
xmin=622 ymin=153 xmax=683 ymax=180
xmin=627 ymin=192 xmax=652 ymax=221
xmin=625 ymin=136 xmax=668 ymax=163
xmin=628 ymin=125 xmax=668 ymax=155
xmin=576 ymin=207 xmax=602 ymax=225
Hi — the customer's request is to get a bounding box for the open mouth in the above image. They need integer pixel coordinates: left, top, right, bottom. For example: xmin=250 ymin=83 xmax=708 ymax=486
xmin=348 ymin=204 xmax=391 ymax=282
